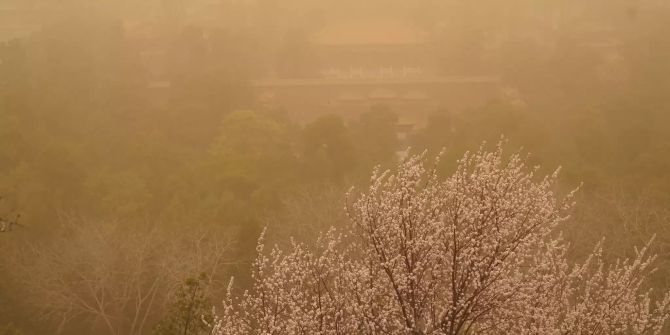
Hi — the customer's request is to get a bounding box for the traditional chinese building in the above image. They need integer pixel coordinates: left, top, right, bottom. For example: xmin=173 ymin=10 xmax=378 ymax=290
xmin=253 ymin=17 xmax=502 ymax=126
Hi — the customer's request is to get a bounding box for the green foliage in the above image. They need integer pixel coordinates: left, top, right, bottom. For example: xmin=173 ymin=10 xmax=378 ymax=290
xmin=0 ymin=323 xmax=23 ymax=335
xmin=0 ymin=16 xmax=263 ymax=231
xmin=153 ymin=274 xmax=213 ymax=335
xmin=352 ymin=106 xmax=400 ymax=170
xmin=208 ymin=110 xmax=295 ymax=190
xmin=301 ymin=114 xmax=356 ymax=182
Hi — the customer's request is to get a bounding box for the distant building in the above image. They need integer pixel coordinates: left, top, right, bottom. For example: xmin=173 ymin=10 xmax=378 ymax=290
xmin=253 ymin=17 xmax=502 ymax=126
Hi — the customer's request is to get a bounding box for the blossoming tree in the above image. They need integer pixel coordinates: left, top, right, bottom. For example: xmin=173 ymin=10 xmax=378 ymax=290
xmin=210 ymin=142 xmax=670 ymax=334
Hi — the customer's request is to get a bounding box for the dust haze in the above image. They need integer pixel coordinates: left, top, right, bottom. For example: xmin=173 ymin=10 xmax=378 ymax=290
xmin=1 ymin=0 xmax=670 ymax=334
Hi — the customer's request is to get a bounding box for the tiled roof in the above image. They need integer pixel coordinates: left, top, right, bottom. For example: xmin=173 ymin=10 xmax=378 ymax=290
xmin=312 ymin=18 xmax=427 ymax=46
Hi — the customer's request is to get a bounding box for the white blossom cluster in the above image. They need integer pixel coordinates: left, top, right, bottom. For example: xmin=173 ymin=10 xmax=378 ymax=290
xmin=210 ymin=142 xmax=670 ymax=334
